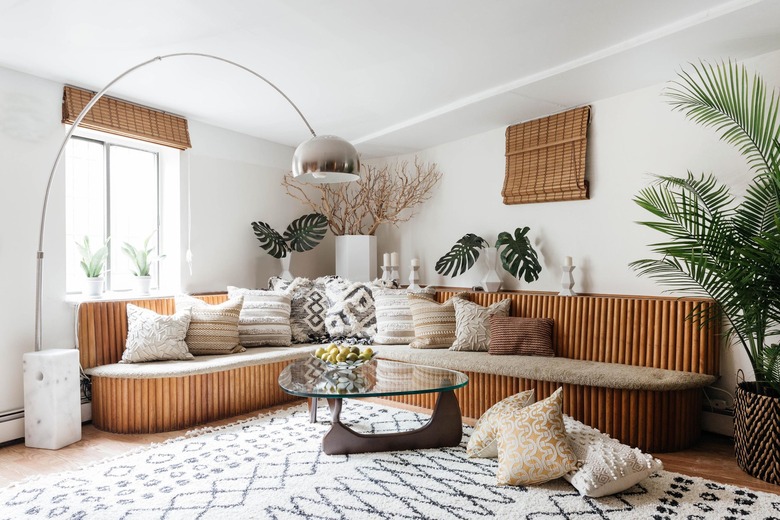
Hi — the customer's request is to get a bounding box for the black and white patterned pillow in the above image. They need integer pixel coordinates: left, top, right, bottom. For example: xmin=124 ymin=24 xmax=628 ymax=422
xmin=268 ymin=277 xmax=330 ymax=344
xmin=322 ymin=276 xmax=397 ymax=343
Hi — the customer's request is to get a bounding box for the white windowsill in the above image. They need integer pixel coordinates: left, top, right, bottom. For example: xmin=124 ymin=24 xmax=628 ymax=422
xmin=64 ymin=290 xmax=178 ymax=305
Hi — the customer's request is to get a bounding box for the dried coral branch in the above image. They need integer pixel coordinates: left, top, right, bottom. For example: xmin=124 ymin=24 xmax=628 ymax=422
xmin=281 ymin=156 xmax=442 ymax=235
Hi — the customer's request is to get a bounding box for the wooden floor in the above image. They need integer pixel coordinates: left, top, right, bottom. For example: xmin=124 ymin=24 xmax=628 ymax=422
xmin=0 ymin=399 xmax=778 ymax=496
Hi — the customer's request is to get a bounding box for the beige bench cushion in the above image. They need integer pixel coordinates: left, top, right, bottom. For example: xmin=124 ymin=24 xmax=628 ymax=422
xmin=85 ymin=345 xmax=315 ymax=379
xmin=374 ymin=345 xmax=716 ymax=391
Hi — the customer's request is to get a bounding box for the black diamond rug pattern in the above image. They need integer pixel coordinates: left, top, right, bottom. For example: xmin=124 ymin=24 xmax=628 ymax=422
xmin=1 ymin=401 xmax=779 ymax=519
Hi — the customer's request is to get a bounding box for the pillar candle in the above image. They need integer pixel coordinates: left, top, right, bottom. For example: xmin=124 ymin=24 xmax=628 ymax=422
xmin=411 ymin=258 xmax=419 ymax=267
xmin=564 ymin=256 xmax=572 ymax=267
xmin=383 ymin=252 xmax=391 ymax=266
xmin=390 ymin=251 xmax=399 ymax=266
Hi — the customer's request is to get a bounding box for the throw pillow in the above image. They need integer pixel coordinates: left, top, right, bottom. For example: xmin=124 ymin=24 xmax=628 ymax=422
xmin=174 ymin=294 xmax=244 ymax=355
xmin=120 ymin=304 xmax=193 ymax=363
xmin=451 ymin=298 xmax=512 ymax=351
xmin=323 ymin=277 xmax=395 ymax=342
xmin=408 ymin=293 xmax=467 ymax=349
xmin=227 ymin=286 xmax=292 ymax=347
xmin=562 ymin=415 xmax=663 ymax=497
xmin=466 ymin=390 xmax=535 ymax=458
xmin=268 ymin=277 xmax=330 ymax=343
xmin=373 ymin=287 xmax=437 ymax=344
xmin=489 ymin=316 xmax=555 ymax=357
xmin=495 ymin=387 xmax=577 ymax=486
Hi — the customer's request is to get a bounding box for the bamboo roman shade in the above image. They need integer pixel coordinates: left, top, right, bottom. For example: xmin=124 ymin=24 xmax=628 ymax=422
xmin=503 ymin=106 xmax=590 ymax=204
xmin=62 ymin=86 xmax=191 ymax=150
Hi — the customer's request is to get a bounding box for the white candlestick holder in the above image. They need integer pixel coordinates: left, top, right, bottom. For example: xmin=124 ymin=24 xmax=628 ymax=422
xmin=408 ymin=265 xmax=420 ymax=291
xmin=559 ymin=265 xmax=577 ymax=296
xmin=390 ymin=265 xmax=399 ymax=283
xmin=381 ymin=265 xmax=391 ymax=282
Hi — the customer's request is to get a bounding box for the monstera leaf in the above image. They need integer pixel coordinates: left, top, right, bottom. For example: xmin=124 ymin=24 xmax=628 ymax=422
xmin=496 ymin=227 xmax=542 ymax=283
xmin=283 ymin=213 xmax=328 ymax=253
xmin=435 ymin=233 xmax=489 ymax=277
xmin=251 ymin=221 xmax=290 ymax=259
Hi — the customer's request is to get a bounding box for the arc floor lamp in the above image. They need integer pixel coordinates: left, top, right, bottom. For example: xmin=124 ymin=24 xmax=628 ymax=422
xmin=26 ymin=52 xmax=360 ymax=449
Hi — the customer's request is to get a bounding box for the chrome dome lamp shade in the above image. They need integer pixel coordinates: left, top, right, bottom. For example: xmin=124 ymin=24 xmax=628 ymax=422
xmin=292 ymin=134 xmax=361 ymax=183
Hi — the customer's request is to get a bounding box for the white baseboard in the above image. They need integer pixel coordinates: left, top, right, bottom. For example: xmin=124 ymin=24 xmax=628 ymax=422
xmin=702 ymin=411 xmax=734 ymax=437
xmin=0 ymin=402 xmax=92 ymax=444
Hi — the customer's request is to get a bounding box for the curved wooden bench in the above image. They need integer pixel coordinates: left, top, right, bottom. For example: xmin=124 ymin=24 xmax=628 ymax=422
xmin=77 ymin=290 xmax=720 ymax=452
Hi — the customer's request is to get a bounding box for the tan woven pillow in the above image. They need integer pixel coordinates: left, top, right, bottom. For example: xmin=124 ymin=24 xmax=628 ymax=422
xmin=408 ymin=293 xmax=467 ymax=349
xmin=451 ymin=298 xmax=511 ymax=352
xmin=488 ymin=316 xmax=555 ymax=356
xmin=175 ymin=295 xmax=245 ymax=355
xmin=467 ymin=390 xmax=535 ymax=458
xmin=495 ymin=387 xmax=577 ymax=485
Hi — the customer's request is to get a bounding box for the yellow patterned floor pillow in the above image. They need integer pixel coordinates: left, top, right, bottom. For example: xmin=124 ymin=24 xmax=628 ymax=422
xmin=466 ymin=390 xmax=535 ymax=458
xmin=495 ymin=387 xmax=578 ymax=486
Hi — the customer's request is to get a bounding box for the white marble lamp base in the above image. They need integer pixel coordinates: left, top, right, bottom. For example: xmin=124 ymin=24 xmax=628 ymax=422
xmin=23 ymin=349 xmax=82 ymax=450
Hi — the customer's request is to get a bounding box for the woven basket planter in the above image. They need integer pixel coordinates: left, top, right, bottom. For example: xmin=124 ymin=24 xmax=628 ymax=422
xmin=734 ymin=382 xmax=780 ymax=485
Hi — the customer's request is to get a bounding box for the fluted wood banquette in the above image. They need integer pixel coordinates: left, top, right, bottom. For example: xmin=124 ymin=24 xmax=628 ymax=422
xmin=77 ymin=290 xmax=720 ymax=452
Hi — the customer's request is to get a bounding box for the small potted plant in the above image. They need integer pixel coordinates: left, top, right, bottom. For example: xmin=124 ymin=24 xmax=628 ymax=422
xmin=251 ymin=213 xmax=329 ymax=280
xmin=121 ymin=231 xmax=165 ymax=295
xmin=76 ymin=235 xmax=110 ymax=297
xmin=435 ymin=227 xmax=542 ymax=291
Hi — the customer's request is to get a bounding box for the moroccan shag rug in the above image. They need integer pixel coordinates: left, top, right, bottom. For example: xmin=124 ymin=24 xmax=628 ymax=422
xmin=1 ymin=401 xmax=778 ymax=519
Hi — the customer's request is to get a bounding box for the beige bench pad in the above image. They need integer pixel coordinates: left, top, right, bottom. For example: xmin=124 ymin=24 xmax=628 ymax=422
xmin=85 ymin=345 xmax=316 ymax=379
xmin=374 ymin=345 xmax=716 ymax=391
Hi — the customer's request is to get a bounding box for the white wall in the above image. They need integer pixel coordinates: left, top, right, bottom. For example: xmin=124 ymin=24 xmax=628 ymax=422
xmin=375 ymin=49 xmax=780 ymax=399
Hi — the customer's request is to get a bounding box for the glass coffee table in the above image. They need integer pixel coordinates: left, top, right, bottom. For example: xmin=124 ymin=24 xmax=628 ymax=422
xmin=278 ymin=356 xmax=469 ymax=455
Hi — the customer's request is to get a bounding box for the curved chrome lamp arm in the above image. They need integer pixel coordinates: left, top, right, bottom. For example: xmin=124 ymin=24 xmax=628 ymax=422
xmin=34 ymin=52 xmax=359 ymax=351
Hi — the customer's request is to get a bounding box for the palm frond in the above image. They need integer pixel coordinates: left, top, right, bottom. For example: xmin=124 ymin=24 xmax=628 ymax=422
xmin=435 ymin=233 xmax=488 ymax=277
xmin=283 ymin=213 xmax=328 ymax=253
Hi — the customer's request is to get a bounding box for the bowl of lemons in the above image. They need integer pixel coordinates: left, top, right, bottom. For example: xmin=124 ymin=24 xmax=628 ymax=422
xmin=313 ymin=344 xmax=375 ymax=369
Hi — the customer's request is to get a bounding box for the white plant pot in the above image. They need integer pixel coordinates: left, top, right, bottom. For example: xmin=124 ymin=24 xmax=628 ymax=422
xmin=481 ymin=248 xmax=503 ymax=292
xmin=135 ymin=275 xmax=152 ymax=295
xmin=82 ymin=277 xmax=104 ymax=298
xmin=280 ymin=254 xmax=293 ymax=281
xmin=335 ymin=235 xmax=377 ymax=282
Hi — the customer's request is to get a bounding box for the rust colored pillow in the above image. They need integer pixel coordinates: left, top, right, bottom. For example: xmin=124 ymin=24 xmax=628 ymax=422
xmin=488 ymin=316 xmax=555 ymax=357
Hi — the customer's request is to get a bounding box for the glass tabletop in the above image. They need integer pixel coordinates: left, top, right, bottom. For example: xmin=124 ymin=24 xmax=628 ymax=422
xmin=278 ymin=357 xmax=469 ymax=399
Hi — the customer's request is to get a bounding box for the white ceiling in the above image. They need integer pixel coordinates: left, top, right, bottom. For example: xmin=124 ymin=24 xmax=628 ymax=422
xmin=2 ymin=0 xmax=780 ymax=157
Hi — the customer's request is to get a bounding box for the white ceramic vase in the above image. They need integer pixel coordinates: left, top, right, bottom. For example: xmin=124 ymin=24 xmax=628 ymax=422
xmin=481 ymin=248 xmax=503 ymax=292
xmin=280 ymin=254 xmax=293 ymax=281
xmin=135 ymin=275 xmax=151 ymax=295
xmin=82 ymin=277 xmax=104 ymax=298
xmin=335 ymin=235 xmax=377 ymax=282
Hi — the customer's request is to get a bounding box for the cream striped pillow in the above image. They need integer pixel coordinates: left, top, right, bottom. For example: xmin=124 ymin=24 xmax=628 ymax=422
xmin=374 ymin=287 xmax=436 ymax=344
xmin=227 ymin=286 xmax=292 ymax=347
xmin=175 ymin=295 xmax=245 ymax=355
xmin=496 ymin=387 xmax=577 ymax=486
xmin=408 ymin=293 xmax=467 ymax=349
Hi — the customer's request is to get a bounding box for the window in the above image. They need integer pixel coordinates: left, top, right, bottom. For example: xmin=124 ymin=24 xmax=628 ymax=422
xmin=65 ymin=135 xmax=164 ymax=293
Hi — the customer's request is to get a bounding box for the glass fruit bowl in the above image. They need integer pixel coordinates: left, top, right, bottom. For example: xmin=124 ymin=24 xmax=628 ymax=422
xmin=312 ymin=344 xmax=375 ymax=370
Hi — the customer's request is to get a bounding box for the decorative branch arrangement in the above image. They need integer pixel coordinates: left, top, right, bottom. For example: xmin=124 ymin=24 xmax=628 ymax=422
xmin=282 ymin=157 xmax=442 ymax=236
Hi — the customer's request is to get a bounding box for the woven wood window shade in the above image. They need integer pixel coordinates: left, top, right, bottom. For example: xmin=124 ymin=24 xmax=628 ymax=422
xmin=503 ymin=105 xmax=590 ymax=204
xmin=62 ymin=86 xmax=191 ymax=150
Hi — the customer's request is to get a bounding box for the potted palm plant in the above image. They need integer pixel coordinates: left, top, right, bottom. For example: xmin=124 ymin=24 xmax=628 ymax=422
xmin=122 ymin=231 xmax=166 ymax=295
xmin=76 ymin=235 xmax=110 ymax=297
xmin=632 ymin=61 xmax=780 ymax=484
xmin=251 ymin=213 xmax=329 ymax=280
xmin=435 ymin=227 xmax=543 ymax=290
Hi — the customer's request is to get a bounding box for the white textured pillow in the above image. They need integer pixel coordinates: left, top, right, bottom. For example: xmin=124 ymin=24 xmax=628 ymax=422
xmin=467 ymin=390 xmax=535 ymax=458
xmin=451 ymin=298 xmax=511 ymax=351
xmin=323 ymin=277 xmax=395 ymax=341
xmin=120 ymin=304 xmax=193 ymax=363
xmin=268 ymin=277 xmax=330 ymax=343
xmin=174 ymin=295 xmax=245 ymax=355
xmin=374 ymin=287 xmax=436 ymax=344
xmin=227 ymin=286 xmax=292 ymax=347
xmin=563 ymin=415 xmax=663 ymax=497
